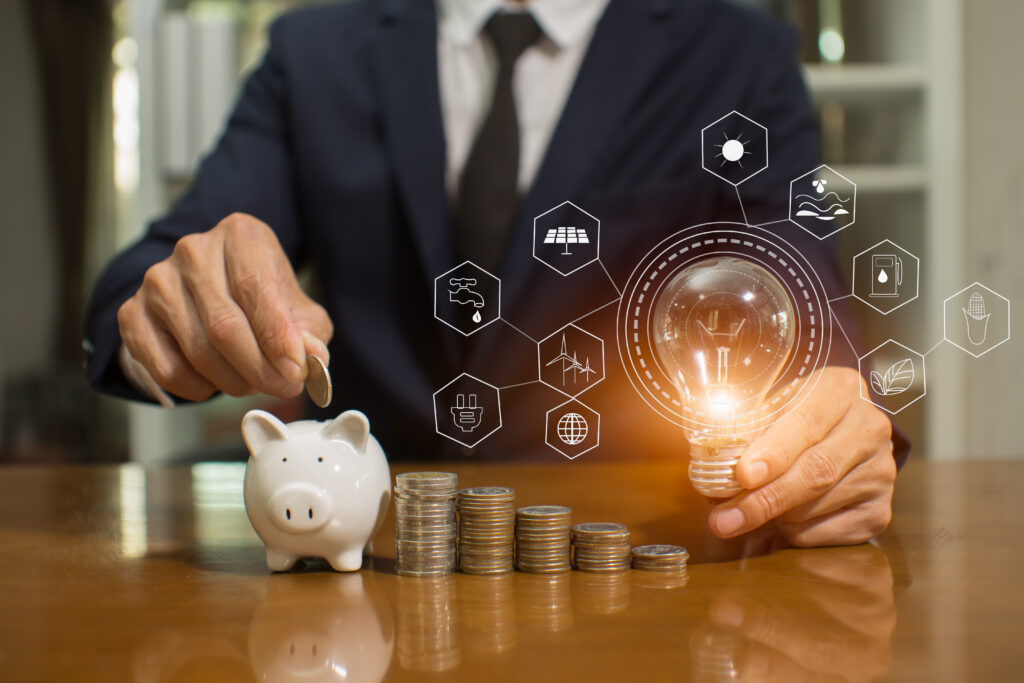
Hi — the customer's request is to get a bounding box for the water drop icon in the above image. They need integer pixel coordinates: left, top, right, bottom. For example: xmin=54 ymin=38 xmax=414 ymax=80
xmin=472 ymin=310 xmax=482 ymax=324
xmin=877 ymin=269 xmax=888 ymax=284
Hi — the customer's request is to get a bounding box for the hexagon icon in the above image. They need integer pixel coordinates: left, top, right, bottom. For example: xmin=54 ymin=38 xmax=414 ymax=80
xmin=943 ymin=282 xmax=1011 ymax=357
xmin=789 ymin=165 xmax=856 ymax=239
xmin=538 ymin=324 xmax=604 ymax=398
xmin=545 ymin=398 xmax=600 ymax=460
xmin=701 ymin=111 xmax=769 ymax=186
xmin=858 ymin=340 xmax=926 ymax=415
xmin=434 ymin=261 xmax=500 ymax=336
xmin=433 ymin=373 xmax=502 ymax=448
xmin=533 ymin=201 xmax=600 ymax=276
xmin=852 ymin=240 xmax=920 ymax=314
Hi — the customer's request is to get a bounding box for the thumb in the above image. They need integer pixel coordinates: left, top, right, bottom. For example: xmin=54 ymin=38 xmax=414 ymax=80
xmin=301 ymin=330 xmax=330 ymax=366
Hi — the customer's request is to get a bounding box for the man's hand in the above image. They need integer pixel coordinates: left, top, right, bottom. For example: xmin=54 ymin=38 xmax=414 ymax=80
xmin=708 ymin=367 xmax=896 ymax=547
xmin=117 ymin=213 xmax=333 ymax=402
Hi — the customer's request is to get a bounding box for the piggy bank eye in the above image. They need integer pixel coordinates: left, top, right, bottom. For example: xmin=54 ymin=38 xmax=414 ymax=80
xmin=282 ymin=457 xmax=287 ymax=462
xmin=317 ymin=457 xmax=324 ymax=463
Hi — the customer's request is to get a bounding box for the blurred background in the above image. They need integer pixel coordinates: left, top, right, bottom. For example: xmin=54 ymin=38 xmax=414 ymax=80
xmin=0 ymin=0 xmax=1020 ymax=465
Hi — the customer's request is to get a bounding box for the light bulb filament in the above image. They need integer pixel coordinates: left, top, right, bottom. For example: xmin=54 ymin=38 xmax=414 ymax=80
xmin=697 ymin=311 xmax=745 ymax=386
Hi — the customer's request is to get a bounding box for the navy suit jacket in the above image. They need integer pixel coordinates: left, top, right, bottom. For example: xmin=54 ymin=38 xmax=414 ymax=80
xmin=85 ymin=0 xmax=907 ymax=464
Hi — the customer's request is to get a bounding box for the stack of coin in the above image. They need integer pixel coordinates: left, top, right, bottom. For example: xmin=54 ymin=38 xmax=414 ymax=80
xmin=515 ymin=505 xmax=572 ymax=574
xmin=394 ymin=472 xmax=458 ymax=577
xmin=631 ymin=544 xmax=689 ymax=572
xmin=457 ymin=487 xmax=516 ymax=575
xmin=571 ymin=522 xmax=631 ymax=573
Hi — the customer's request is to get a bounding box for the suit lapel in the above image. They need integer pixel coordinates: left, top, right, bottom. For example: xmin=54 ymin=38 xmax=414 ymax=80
xmin=495 ymin=0 xmax=677 ymax=322
xmin=372 ymin=0 xmax=454 ymax=283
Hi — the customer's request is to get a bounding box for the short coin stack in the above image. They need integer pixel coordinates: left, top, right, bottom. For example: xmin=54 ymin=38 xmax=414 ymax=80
xmin=394 ymin=472 xmax=458 ymax=577
xmin=457 ymin=487 xmax=516 ymax=575
xmin=631 ymin=544 xmax=689 ymax=573
xmin=571 ymin=522 xmax=631 ymax=573
xmin=515 ymin=505 xmax=572 ymax=574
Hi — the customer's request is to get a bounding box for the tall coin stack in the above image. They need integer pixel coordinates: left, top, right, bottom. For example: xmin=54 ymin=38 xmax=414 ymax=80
xmin=457 ymin=487 xmax=516 ymax=575
xmin=571 ymin=522 xmax=631 ymax=573
xmin=515 ymin=505 xmax=572 ymax=574
xmin=394 ymin=472 xmax=458 ymax=577
xmin=631 ymin=544 xmax=689 ymax=573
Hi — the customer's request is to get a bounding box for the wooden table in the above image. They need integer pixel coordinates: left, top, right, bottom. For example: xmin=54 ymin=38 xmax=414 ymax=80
xmin=0 ymin=459 xmax=1021 ymax=682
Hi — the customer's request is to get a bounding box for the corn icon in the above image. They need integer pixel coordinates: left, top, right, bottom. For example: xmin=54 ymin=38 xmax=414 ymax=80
xmin=963 ymin=291 xmax=990 ymax=346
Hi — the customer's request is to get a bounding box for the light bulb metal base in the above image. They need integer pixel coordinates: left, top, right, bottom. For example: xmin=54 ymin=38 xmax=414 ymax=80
xmin=688 ymin=440 xmax=747 ymax=498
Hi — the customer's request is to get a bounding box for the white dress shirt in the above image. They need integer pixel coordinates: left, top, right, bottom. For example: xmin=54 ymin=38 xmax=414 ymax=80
xmin=437 ymin=0 xmax=610 ymax=197
xmin=123 ymin=0 xmax=610 ymax=405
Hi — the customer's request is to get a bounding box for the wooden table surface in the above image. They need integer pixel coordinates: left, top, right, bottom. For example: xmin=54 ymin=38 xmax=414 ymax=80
xmin=0 ymin=459 xmax=1021 ymax=682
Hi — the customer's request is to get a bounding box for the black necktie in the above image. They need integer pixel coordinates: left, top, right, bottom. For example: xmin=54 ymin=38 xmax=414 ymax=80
xmin=454 ymin=12 xmax=541 ymax=272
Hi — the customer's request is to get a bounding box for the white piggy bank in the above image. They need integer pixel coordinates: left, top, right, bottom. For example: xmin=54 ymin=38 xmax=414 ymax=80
xmin=241 ymin=409 xmax=391 ymax=572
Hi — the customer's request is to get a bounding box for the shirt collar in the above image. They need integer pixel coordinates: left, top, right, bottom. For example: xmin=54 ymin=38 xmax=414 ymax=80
xmin=438 ymin=0 xmax=611 ymax=50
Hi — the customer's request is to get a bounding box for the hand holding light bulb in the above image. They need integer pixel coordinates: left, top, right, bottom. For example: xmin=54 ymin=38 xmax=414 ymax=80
xmin=715 ymin=366 xmax=897 ymax=547
xmin=652 ymin=257 xmax=897 ymax=546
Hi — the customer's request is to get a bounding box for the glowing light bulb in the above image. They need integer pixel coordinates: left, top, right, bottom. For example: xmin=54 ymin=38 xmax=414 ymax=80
xmin=653 ymin=257 xmax=796 ymax=498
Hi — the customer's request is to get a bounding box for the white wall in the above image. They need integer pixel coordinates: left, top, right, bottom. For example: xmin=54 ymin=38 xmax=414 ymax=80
xmin=962 ymin=0 xmax=1024 ymax=458
xmin=0 ymin=2 xmax=58 ymax=380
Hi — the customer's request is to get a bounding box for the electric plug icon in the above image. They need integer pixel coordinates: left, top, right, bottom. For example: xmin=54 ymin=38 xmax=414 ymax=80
xmin=451 ymin=393 xmax=484 ymax=433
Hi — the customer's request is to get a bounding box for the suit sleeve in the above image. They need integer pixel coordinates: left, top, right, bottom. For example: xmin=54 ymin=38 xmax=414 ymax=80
xmin=82 ymin=17 xmax=305 ymax=402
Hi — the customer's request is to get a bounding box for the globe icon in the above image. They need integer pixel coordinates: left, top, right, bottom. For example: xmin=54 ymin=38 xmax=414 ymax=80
xmin=556 ymin=412 xmax=589 ymax=445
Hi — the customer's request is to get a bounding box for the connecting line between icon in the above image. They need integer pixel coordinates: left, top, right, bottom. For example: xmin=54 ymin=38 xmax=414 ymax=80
xmin=499 ymin=317 xmax=538 ymax=344
xmin=829 ymin=294 xmax=854 ymax=303
xmin=923 ymin=339 xmax=946 ymax=356
xmin=498 ymin=380 xmax=541 ymax=391
xmin=565 ymin=296 xmax=618 ymax=327
xmin=599 ymin=259 xmax=622 ymax=297
xmin=830 ymin=306 xmax=858 ymax=359
xmin=752 ymin=218 xmax=792 ymax=229
xmin=735 ymin=185 xmax=749 ymax=227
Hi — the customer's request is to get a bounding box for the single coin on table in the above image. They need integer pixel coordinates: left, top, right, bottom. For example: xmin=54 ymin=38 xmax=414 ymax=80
xmin=305 ymin=354 xmax=332 ymax=408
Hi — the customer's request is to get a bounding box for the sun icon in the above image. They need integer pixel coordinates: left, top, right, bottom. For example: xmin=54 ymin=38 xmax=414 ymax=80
xmin=715 ymin=132 xmax=752 ymax=167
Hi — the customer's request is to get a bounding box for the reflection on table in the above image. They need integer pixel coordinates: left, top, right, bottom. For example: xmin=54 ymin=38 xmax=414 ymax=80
xmin=2 ymin=461 xmax=1020 ymax=681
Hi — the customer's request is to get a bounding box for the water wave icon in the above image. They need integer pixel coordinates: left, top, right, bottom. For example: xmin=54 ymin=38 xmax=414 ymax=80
xmin=795 ymin=192 xmax=851 ymax=221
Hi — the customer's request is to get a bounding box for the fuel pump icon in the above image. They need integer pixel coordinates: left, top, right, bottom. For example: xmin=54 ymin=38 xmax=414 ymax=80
xmin=451 ymin=393 xmax=484 ymax=433
xmin=870 ymin=254 xmax=903 ymax=298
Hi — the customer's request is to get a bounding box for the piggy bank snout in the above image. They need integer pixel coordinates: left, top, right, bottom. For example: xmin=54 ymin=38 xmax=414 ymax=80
xmin=267 ymin=485 xmax=333 ymax=534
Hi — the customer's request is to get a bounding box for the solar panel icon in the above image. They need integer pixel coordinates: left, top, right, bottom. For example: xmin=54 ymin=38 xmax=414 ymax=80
xmin=543 ymin=226 xmax=590 ymax=255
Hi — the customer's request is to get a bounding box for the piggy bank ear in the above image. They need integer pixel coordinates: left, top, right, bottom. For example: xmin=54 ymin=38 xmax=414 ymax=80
xmin=322 ymin=410 xmax=370 ymax=451
xmin=241 ymin=410 xmax=289 ymax=456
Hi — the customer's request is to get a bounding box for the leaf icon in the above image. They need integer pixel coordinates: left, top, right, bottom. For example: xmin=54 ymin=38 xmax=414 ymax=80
xmin=870 ymin=370 xmax=885 ymax=395
xmin=872 ymin=357 xmax=915 ymax=396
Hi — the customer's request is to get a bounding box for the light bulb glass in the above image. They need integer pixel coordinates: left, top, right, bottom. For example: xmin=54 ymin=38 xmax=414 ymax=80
xmin=653 ymin=257 xmax=796 ymax=497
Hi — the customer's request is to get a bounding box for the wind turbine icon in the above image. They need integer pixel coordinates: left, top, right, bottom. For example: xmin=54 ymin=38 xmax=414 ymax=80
xmin=546 ymin=334 xmax=597 ymax=386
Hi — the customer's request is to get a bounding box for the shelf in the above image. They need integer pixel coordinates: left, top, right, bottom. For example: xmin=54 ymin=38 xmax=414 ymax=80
xmin=803 ymin=64 xmax=926 ymax=100
xmin=829 ymin=164 xmax=927 ymax=194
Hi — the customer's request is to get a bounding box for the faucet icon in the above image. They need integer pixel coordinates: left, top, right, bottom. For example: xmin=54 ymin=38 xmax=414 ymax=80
xmin=448 ymin=278 xmax=485 ymax=309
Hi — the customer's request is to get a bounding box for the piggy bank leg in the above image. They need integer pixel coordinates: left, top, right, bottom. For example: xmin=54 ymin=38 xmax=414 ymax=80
xmin=266 ymin=548 xmax=299 ymax=572
xmin=328 ymin=549 xmax=365 ymax=572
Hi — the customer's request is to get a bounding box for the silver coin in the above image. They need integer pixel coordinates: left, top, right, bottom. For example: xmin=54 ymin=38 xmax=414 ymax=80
xmin=304 ymin=354 xmax=332 ymax=408
xmin=395 ymin=471 xmax=458 ymax=489
xmin=631 ymin=544 xmax=689 ymax=557
xmin=459 ymin=486 xmax=515 ymax=497
xmin=572 ymin=522 xmax=629 ymax=535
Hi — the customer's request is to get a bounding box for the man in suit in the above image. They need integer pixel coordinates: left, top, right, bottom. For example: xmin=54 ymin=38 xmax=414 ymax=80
xmin=85 ymin=0 xmax=899 ymax=547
